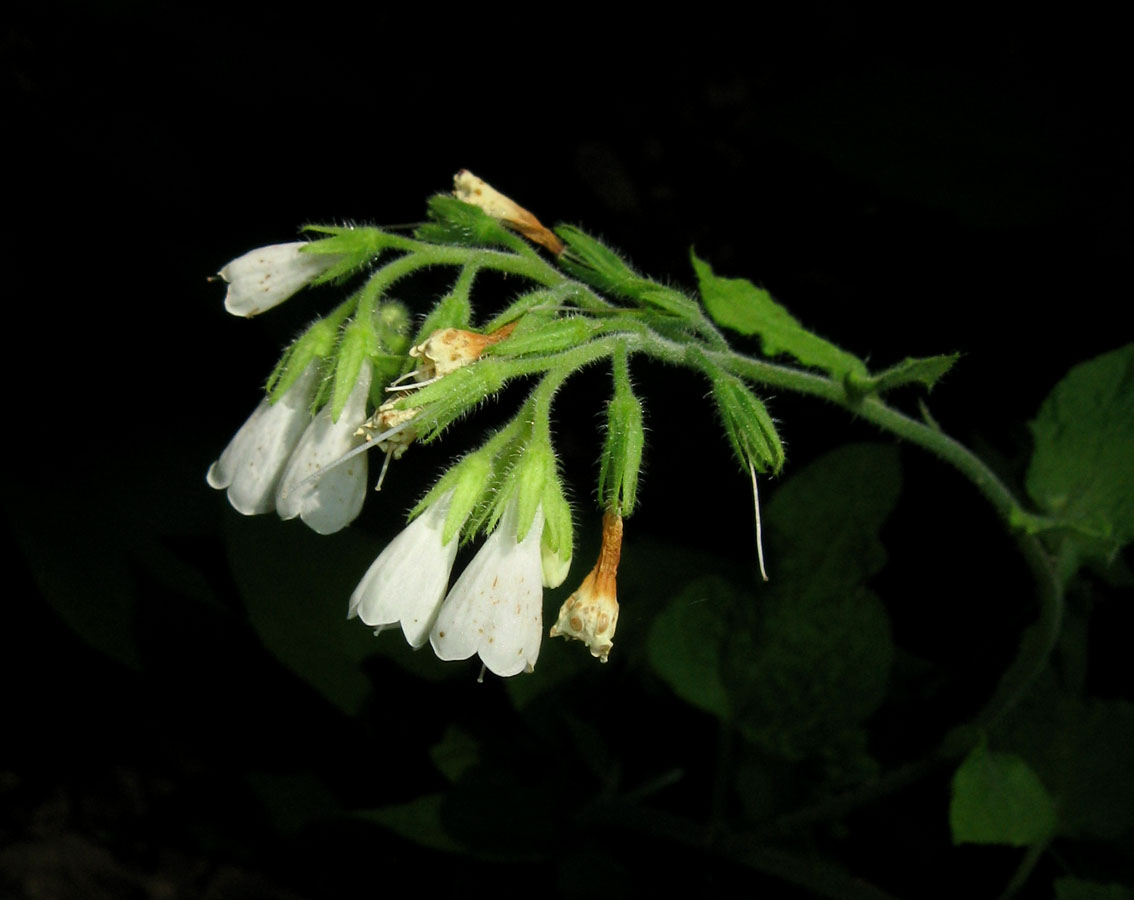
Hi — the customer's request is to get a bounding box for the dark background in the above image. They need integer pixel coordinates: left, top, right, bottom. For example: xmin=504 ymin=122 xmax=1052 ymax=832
xmin=4 ymin=5 xmax=1131 ymax=899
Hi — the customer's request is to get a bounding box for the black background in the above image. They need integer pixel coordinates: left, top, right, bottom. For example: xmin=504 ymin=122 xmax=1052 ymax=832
xmin=4 ymin=5 xmax=1131 ymax=899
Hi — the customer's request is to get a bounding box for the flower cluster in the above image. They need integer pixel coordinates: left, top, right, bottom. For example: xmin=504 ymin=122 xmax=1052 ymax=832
xmin=209 ymin=171 xmax=782 ymax=679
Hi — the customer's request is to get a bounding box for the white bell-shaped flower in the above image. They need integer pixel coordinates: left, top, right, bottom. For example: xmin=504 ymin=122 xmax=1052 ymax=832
xmin=207 ymin=363 xmax=319 ymax=515
xmin=430 ymin=498 xmax=545 ymax=677
xmin=275 ymin=364 xmax=372 ymax=535
xmin=219 ymin=242 xmax=338 ymax=317
xmin=349 ymin=492 xmax=459 ymax=648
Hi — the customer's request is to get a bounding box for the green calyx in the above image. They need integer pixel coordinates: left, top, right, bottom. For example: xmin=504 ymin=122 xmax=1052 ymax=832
xmin=713 ymin=374 xmax=785 ymax=476
xmin=540 ymin=475 xmax=574 ymax=588
xmin=299 ymin=225 xmax=397 ymax=285
xmin=415 ymin=195 xmax=521 ymax=251
xmin=598 ymin=349 xmax=646 ymax=516
xmin=484 ymin=314 xmax=605 ymax=360
xmin=266 ymin=318 xmax=339 ymax=402
xmin=394 ymin=358 xmax=511 ymax=444
xmin=412 ymin=446 xmax=497 ymax=547
xmin=555 ymin=225 xmax=640 ymax=294
xmin=556 ymin=225 xmax=699 ymax=319
xmin=512 ymin=435 xmax=554 ymax=544
xmin=328 ymin=322 xmax=368 ymax=421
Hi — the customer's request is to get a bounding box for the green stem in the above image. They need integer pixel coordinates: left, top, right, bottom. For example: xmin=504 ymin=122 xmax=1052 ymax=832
xmin=365 ymin=230 xmax=1063 ymax=735
xmin=997 ymin=835 xmax=1052 ymax=900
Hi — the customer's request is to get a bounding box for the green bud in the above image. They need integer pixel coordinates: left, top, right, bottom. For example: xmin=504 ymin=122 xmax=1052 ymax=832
xmin=598 ymin=364 xmax=646 ymax=516
xmin=712 ymin=375 xmax=785 ymax=475
xmin=540 ymin=475 xmax=574 ymax=588
xmin=415 ymin=194 xmax=517 ymax=249
xmin=554 ymin=225 xmax=641 ymax=295
xmin=631 ymin=282 xmax=702 ymax=320
xmin=485 ymin=315 xmax=602 ymax=359
xmin=556 ymin=226 xmax=700 ymax=320
xmin=366 ymin=300 xmax=412 ymax=390
xmin=376 ymin=300 xmax=411 ymax=338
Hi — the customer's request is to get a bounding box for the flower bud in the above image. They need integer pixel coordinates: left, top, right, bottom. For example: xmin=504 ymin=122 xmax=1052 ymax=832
xmin=598 ymin=360 xmax=646 ymax=516
xmin=540 ymin=476 xmax=574 ymax=588
xmin=452 ymin=170 xmax=564 ymax=254
xmin=218 ymin=242 xmax=340 ymax=317
xmin=550 ymin=511 xmax=623 ymax=662
xmin=329 ymin=322 xmax=367 ymax=422
xmin=484 ymin=316 xmax=602 ymax=360
xmin=555 ymin=225 xmax=640 ymax=296
xmin=512 ymin=439 xmax=553 ymax=544
xmin=712 ymin=374 xmax=785 ymax=475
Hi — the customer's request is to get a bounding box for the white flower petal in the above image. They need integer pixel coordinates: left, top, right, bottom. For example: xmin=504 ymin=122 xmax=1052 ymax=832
xmin=219 ymin=242 xmax=338 ymax=317
xmin=275 ymin=365 xmax=371 ymax=535
xmin=349 ymin=493 xmax=459 ymax=648
xmin=207 ymin=363 xmax=319 ymax=515
xmin=430 ymin=500 xmax=544 ymax=677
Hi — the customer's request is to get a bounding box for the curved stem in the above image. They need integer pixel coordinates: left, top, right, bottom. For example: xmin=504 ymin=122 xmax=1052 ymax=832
xmin=367 ymin=231 xmax=1065 ymax=733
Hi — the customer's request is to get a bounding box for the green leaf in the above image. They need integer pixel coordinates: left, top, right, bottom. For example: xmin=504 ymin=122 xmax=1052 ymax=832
xmin=647 ymin=575 xmax=736 ymax=720
xmin=728 ymin=586 xmax=894 ymax=759
xmin=357 ymin=793 xmax=469 ymax=855
xmin=246 ymin=772 xmax=339 ymax=834
xmin=994 ymin=677 xmax=1134 ymax=841
xmin=226 ymin=516 xmax=455 ymax=714
xmin=765 ymin=443 xmax=902 ymax=593
xmin=1026 ymin=343 xmax=1134 ymax=565
xmin=690 ymin=251 xmax=867 ymax=379
xmin=647 ymin=445 xmax=900 ymax=758
xmin=1054 ymin=877 xmax=1134 ymax=900
xmin=729 ymin=444 xmax=900 ymax=756
xmin=850 ymin=354 xmax=960 ymax=395
xmin=949 ymin=740 xmax=1057 ymax=846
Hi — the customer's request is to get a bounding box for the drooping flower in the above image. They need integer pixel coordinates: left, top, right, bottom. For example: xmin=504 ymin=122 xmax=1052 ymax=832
xmin=275 ymin=363 xmax=372 ymax=535
xmin=206 ymin=363 xmax=320 ymax=515
xmin=430 ymin=497 xmax=545 ymax=677
xmin=219 ymin=242 xmax=339 ymax=317
xmin=550 ymin=510 xmax=622 ymax=662
xmin=348 ymin=492 xmax=459 ymax=648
